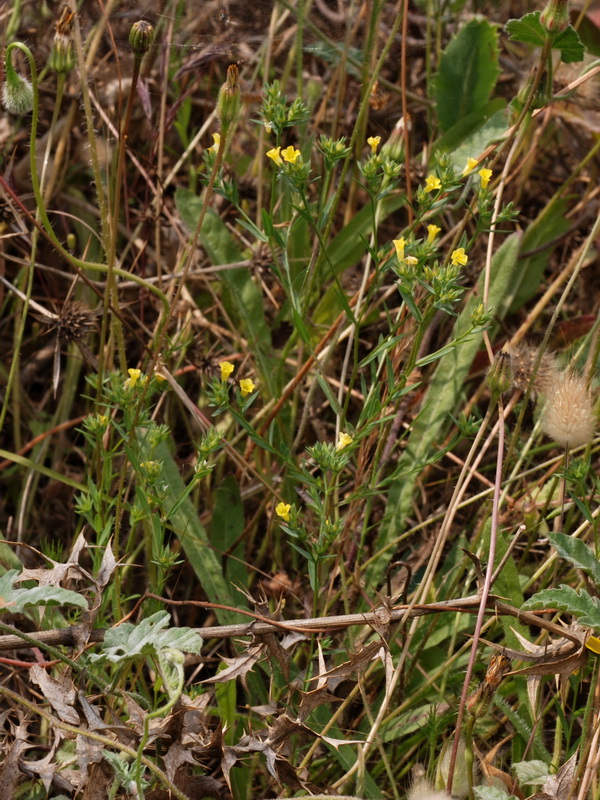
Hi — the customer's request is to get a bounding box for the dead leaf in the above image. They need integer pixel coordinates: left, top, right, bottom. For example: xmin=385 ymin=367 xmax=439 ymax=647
xmin=0 ymin=718 xmax=28 ymax=798
xmin=542 ymin=752 xmax=577 ymax=800
xmin=29 ymin=664 xmax=79 ymax=724
xmin=202 ymin=643 xmax=264 ymax=689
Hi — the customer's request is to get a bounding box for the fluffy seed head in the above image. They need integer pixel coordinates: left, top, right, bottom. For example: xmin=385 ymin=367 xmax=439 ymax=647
xmin=542 ymin=371 xmax=596 ymax=449
xmin=408 ymin=780 xmax=451 ymax=800
xmin=2 ymin=73 xmax=33 ymax=115
xmin=507 ymin=342 xmax=558 ymax=397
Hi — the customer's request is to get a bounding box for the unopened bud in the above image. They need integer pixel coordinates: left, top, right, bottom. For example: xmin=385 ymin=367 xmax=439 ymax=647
xmin=217 ymin=64 xmax=241 ymax=134
xmin=129 ymin=20 xmax=154 ymax=55
xmin=486 ymin=350 xmax=512 ymax=398
xmin=2 ymin=54 xmax=33 ymax=115
xmin=540 ymin=0 xmax=570 ymax=33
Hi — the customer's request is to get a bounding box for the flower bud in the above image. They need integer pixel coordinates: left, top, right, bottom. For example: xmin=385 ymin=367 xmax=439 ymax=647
xmin=2 ymin=46 xmax=33 ymax=115
xmin=217 ymin=64 xmax=241 ymax=134
xmin=540 ymin=0 xmax=570 ymax=33
xmin=486 ymin=350 xmax=512 ymax=398
xmin=129 ymin=20 xmax=154 ymax=55
xmin=48 ymin=6 xmax=76 ymax=74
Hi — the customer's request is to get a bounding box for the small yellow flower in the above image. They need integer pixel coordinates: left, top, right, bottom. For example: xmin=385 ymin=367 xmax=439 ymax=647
xmin=266 ymin=146 xmax=283 ymax=166
xmin=404 ymin=255 xmax=418 ymax=266
xmin=367 ymin=135 xmax=381 ymax=154
xmin=154 ymin=372 xmax=167 ymax=383
xmin=586 ymin=636 xmax=600 ymax=654
xmin=478 ymin=167 xmax=492 ymax=189
xmin=98 ymin=415 xmax=108 ymax=424
xmin=219 ymin=360 xmax=235 ymax=381
xmin=462 ymin=157 xmax=478 ymax=175
xmin=281 ymin=145 xmax=301 ymax=164
xmin=450 ymin=247 xmax=469 ymax=267
xmin=336 ymin=432 xmax=354 ymax=451
xmin=276 ymin=502 xmax=291 ymax=522
xmin=209 ymin=132 xmax=220 ymax=153
xmin=124 ymin=368 xmax=142 ymax=389
xmin=424 ymin=175 xmax=442 ymax=193
xmin=239 ymin=378 xmax=256 ymax=397
xmin=427 ymin=224 xmax=441 ymax=243
xmin=393 ymin=238 xmax=406 ymax=261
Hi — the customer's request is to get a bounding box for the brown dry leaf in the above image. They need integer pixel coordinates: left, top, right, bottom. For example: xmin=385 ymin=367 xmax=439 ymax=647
xmin=297 ymin=686 xmax=341 ymax=722
xmin=164 ymin=740 xmax=199 ymax=783
xmin=256 ymin=632 xmax=290 ymax=681
xmin=19 ymin=730 xmax=71 ymax=793
xmin=29 ymin=664 xmax=79 ymax=724
xmin=202 ymin=642 xmax=264 ymax=689
xmin=541 ymin=752 xmax=577 ymax=800
xmin=311 ymin=640 xmax=381 ymax=683
xmin=75 ymin=732 xmax=105 ymax=786
xmin=0 ymin=717 xmax=29 ymax=798
xmin=95 ymin=538 xmax=118 ymax=589
xmin=17 ymin=532 xmax=91 ymax=588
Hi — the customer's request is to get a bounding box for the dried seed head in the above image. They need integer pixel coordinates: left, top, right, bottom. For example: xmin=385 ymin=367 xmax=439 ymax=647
xmin=54 ymin=301 xmax=96 ymax=343
xmin=541 ymin=371 xmax=596 ymax=449
xmin=408 ymin=780 xmax=451 ymax=800
xmin=507 ymin=342 xmax=558 ymax=397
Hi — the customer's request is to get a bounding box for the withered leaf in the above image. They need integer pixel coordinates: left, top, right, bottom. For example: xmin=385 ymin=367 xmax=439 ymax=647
xmin=202 ymin=643 xmax=264 ymax=689
xmin=0 ymin=719 xmax=29 ymax=799
xmin=310 ymin=640 xmax=381 ymax=682
xmin=164 ymin=740 xmax=198 ymax=783
xmin=298 ymin=687 xmax=341 ymax=722
xmin=256 ymin=632 xmax=290 ymax=681
xmin=29 ymin=664 xmax=79 ymax=724
xmin=542 ymin=752 xmax=577 ymax=800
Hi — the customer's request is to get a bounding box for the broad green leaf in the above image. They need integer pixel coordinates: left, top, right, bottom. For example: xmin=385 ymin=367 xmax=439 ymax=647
xmin=475 ymin=788 xmax=515 ymax=800
xmin=375 ymin=232 xmax=521 ymax=552
xmin=509 ymin=197 xmax=570 ymax=312
xmin=436 ymin=102 xmax=508 ymax=166
xmin=90 ymin=611 xmax=201 ymax=663
xmin=505 ymin=13 xmax=546 ymax=47
xmin=434 ymin=19 xmax=500 ymax=132
xmin=0 ymin=571 xmax=88 ymax=613
xmin=512 ymin=760 xmax=551 ymax=785
xmin=138 ymin=436 xmax=239 ymax=625
xmin=506 ymin=13 xmax=584 ymax=63
xmin=547 ymin=532 xmax=600 ymax=584
xmin=211 ymin=475 xmax=248 ymax=598
xmin=522 ymin=585 xmax=600 ymax=629
xmin=553 ymin=26 xmax=585 ymax=63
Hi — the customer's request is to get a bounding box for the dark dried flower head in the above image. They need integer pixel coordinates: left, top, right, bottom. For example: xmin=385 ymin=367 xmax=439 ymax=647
xmin=53 ymin=301 xmax=96 ymax=342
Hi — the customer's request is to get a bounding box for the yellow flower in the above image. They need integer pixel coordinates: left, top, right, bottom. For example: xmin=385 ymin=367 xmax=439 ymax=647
xmin=124 ymin=368 xmax=142 ymax=389
xmin=209 ymin=132 xmax=220 ymax=153
xmin=450 ymin=247 xmax=468 ymax=267
xmin=462 ymin=157 xmax=478 ymax=175
xmin=266 ymin=146 xmax=283 ymax=166
xmin=478 ymin=168 xmax=492 ymax=189
xmin=393 ymin=238 xmax=406 ymax=261
xmin=586 ymin=635 xmax=600 ymax=654
xmin=336 ymin=432 xmax=353 ymax=451
xmin=424 ymin=175 xmax=441 ymax=193
xmin=219 ymin=360 xmax=235 ymax=381
xmin=281 ymin=145 xmax=301 ymax=164
xmin=239 ymin=378 xmax=256 ymax=397
xmin=367 ymin=135 xmax=381 ymax=154
xmin=404 ymin=255 xmax=418 ymax=266
xmin=427 ymin=224 xmax=441 ymax=243
xmin=276 ymin=502 xmax=291 ymax=522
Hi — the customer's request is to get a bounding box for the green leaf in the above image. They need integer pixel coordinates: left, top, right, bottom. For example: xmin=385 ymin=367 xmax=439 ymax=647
xmin=436 ymin=101 xmax=508 ymax=164
xmin=505 ymin=13 xmax=546 ymax=47
xmin=506 ymin=13 xmax=584 ymax=63
xmin=475 ymin=788 xmax=515 ymax=800
xmin=90 ymin=611 xmax=201 ymax=664
xmin=547 ymin=532 xmax=600 ymax=584
xmin=509 ymin=197 xmax=570 ymax=311
xmin=434 ymin=19 xmax=500 ymax=132
xmin=553 ymin=26 xmax=585 ymax=63
xmin=512 ymin=760 xmax=551 ymax=786
xmin=522 ymin=585 xmax=600 ymax=629
xmin=0 ymin=571 xmax=88 ymax=613
xmin=211 ymin=475 xmax=248 ymax=597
